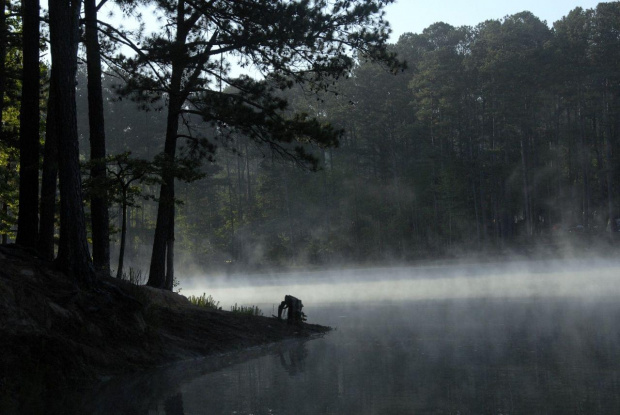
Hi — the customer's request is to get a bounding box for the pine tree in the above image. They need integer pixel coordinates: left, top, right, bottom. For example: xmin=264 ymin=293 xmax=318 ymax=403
xmin=110 ymin=0 xmax=402 ymax=289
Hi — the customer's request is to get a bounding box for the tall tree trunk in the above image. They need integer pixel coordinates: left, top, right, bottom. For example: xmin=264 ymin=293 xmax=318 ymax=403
xmin=578 ymin=104 xmax=590 ymax=229
xmin=0 ymin=0 xmax=7 ymax=245
xmin=165 ymin=212 xmax=174 ymax=290
xmin=282 ymin=165 xmax=296 ymax=261
xmin=16 ymin=0 xmax=40 ymax=249
xmin=1 ymin=204 xmax=7 ymax=244
xmin=148 ymin=83 xmax=182 ymax=289
xmin=244 ymin=142 xmax=252 ymax=204
xmin=520 ymin=137 xmax=532 ymax=237
xmin=116 ymin=192 xmax=127 ymax=279
xmin=554 ymin=95 xmax=562 ymax=225
xmin=235 ymin=143 xmax=244 ymax=226
xmin=148 ymin=0 xmax=189 ymax=290
xmin=49 ymin=0 xmax=95 ymax=283
xmin=84 ymin=0 xmax=110 ymax=274
xmin=478 ymin=166 xmax=487 ymax=243
xmin=0 ymin=0 xmax=7 ymax=142
xmin=38 ymin=68 xmax=59 ymax=260
xmin=472 ymin=181 xmax=480 ymax=245
xmin=226 ymin=158 xmax=236 ymax=260
xmin=604 ymin=80 xmax=616 ymax=242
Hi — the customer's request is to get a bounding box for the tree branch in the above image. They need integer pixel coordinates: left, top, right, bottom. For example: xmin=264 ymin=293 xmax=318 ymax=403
xmin=97 ymin=19 xmax=168 ymax=88
xmin=95 ymin=0 xmax=108 ymax=12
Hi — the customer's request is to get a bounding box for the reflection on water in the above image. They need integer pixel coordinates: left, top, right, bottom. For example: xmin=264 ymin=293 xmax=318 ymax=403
xmin=52 ymin=262 xmax=620 ymax=414
xmin=167 ymin=298 xmax=620 ymax=415
xmin=76 ymin=298 xmax=620 ymax=414
xmin=278 ymin=341 xmax=308 ymax=376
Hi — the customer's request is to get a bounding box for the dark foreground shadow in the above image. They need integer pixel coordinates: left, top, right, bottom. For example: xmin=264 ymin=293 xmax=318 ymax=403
xmin=0 ymin=337 xmax=317 ymax=415
xmin=75 ymin=338 xmax=313 ymax=415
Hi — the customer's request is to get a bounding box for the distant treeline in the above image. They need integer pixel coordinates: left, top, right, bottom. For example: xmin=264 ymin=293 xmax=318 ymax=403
xmin=138 ymin=4 xmax=618 ymax=269
xmin=87 ymin=4 xmax=620 ymax=270
xmin=3 ymin=2 xmax=620 ymax=274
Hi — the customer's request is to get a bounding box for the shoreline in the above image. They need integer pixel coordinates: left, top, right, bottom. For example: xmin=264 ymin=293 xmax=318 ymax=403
xmin=0 ymin=244 xmax=330 ymax=412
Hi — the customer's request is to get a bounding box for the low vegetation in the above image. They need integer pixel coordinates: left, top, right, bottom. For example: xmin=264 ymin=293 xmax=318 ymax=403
xmin=187 ymin=294 xmax=263 ymax=316
xmin=187 ymin=293 xmax=221 ymax=310
xmin=230 ymin=303 xmax=263 ymax=316
xmin=119 ymin=267 xmax=146 ymax=286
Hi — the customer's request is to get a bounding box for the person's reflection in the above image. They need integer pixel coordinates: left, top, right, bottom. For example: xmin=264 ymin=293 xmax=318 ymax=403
xmin=278 ymin=342 xmax=308 ymax=376
xmin=164 ymin=392 xmax=185 ymax=415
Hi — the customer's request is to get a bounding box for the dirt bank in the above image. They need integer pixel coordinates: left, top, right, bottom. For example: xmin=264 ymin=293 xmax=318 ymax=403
xmin=0 ymin=245 xmax=329 ymax=410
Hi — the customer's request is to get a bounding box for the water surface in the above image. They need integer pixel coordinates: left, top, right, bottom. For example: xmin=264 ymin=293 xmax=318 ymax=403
xmin=86 ymin=259 xmax=620 ymax=414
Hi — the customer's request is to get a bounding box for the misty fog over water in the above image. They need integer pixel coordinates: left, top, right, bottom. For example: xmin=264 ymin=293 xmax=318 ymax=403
xmin=182 ymin=258 xmax=620 ymax=307
xmin=80 ymin=259 xmax=620 ymax=414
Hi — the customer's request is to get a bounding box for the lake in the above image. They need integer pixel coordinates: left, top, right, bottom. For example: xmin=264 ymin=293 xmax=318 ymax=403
xmin=82 ymin=259 xmax=620 ymax=414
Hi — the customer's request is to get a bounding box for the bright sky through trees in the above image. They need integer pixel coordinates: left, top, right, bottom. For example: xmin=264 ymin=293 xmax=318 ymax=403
xmin=38 ymin=1 xmax=615 ymax=52
xmin=384 ymin=0 xmax=614 ymax=40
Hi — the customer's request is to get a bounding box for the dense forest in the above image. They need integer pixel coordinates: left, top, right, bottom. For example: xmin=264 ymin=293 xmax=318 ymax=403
xmin=1 ymin=1 xmax=619 ymax=282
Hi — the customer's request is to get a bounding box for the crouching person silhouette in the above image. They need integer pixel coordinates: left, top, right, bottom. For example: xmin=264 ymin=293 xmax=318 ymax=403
xmin=277 ymin=295 xmax=306 ymax=323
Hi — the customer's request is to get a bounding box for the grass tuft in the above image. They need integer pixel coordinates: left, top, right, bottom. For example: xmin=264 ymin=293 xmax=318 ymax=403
xmin=230 ymin=303 xmax=263 ymax=316
xmin=120 ymin=268 xmax=146 ymax=285
xmin=188 ymin=293 xmax=221 ymax=310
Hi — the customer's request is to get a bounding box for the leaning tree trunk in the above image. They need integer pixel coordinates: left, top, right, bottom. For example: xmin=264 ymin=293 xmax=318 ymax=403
xmin=16 ymin=0 xmax=40 ymax=249
xmin=84 ymin=0 xmax=110 ymax=274
xmin=49 ymin=0 xmax=95 ymax=283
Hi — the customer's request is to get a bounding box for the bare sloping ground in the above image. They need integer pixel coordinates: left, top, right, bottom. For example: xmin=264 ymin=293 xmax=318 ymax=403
xmin=0 ymin=245 xmax=329 ymax=410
